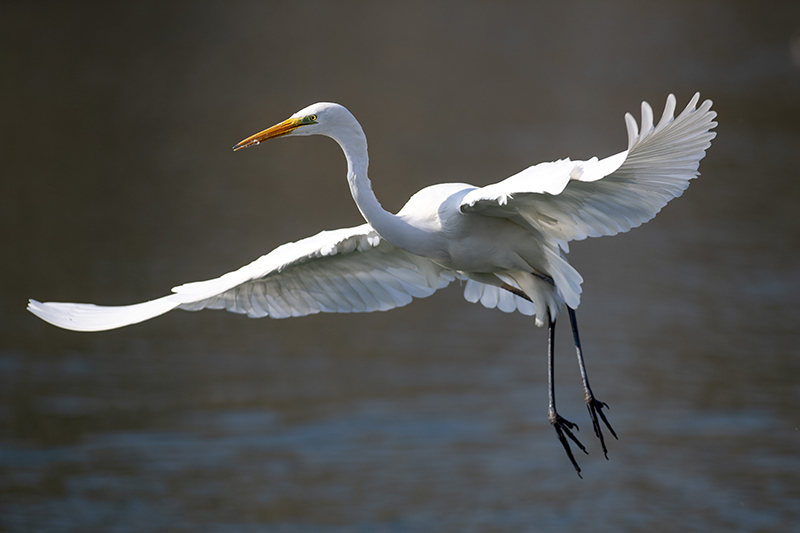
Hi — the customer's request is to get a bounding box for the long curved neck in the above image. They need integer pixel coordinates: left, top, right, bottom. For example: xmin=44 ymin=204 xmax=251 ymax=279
xmin=328 ymin=121 xmax=432 ymax=256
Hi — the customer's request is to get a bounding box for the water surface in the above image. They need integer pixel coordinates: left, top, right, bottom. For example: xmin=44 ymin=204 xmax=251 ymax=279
xmin=2 ymin=2 xmax=799 ymax=531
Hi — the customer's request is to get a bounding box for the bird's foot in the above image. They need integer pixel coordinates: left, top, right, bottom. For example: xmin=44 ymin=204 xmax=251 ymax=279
xmin=549 ymin=413 xmax=587 ymax=477
xmin=585 ymin=395 xmax=617 ymax=459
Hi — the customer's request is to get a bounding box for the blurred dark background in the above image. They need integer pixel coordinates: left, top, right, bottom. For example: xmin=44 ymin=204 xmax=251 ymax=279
xmin=2 ymin=1 xmax=799 ymax=531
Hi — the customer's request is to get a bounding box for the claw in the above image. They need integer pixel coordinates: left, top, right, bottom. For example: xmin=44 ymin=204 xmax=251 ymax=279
xmin=586 ymin=396 xmax=617 ymax=459
xmin=551 ymin=414 xmax=588 ymax=477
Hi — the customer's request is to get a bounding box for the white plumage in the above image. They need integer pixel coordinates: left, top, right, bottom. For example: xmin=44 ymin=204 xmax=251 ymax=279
xmin=28 ymin=93 xmax=716 ymax=474
xmin=28 ymin=225 xmax=456 ymax=330
xmin=28 ymin=93 xmax=716 ymax=332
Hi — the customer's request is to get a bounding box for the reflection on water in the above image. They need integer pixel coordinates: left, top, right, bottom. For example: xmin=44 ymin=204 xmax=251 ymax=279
xmin=2 ymin=1 xmax=800 ymax=531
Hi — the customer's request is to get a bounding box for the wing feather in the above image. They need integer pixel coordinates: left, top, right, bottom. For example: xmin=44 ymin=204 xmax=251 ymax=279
xmin=28 ymin=223 xmax=456 ymax=331
xmin=178 ymin=224 xmax=454 ymax=318
xmin=460 ymin=93 xmax=717 ymax=245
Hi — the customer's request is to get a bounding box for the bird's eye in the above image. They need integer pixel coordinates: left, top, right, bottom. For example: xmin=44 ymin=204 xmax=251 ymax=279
xmin=308 ymin=114 xmax=317 ymax=122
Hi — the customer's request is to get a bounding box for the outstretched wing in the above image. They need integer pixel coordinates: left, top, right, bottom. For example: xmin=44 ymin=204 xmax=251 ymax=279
xmin=461 ymin=93 xmax=717 ymax=246
xmin=28 ymin=224 xmax=457 ymax=332
xmin=173 ymin=224 xmax=456 ymax=316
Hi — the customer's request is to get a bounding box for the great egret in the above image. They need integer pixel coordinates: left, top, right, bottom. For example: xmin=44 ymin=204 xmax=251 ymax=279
xmin=28 ymin=93 xmax=716 ymax=475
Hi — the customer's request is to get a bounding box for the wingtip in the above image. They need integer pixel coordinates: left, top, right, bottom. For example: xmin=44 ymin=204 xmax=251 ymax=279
xmin=26 ymin=299 xmax=64 ymax=329
xmin=666 ymin=93 xmax=677 ymax=110
xmin=640 ymin=101 xmax=654 ymax=135
xmin=624 ymin=112 xmax=639 ymax=149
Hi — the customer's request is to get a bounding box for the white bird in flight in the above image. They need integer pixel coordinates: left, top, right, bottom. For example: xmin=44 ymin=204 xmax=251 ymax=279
xmin=29 ymin=93 xmax=716 ymax=475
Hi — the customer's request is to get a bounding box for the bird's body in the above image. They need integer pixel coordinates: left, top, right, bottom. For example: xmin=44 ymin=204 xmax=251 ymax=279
xmin=399 ymin=182 xmax=561 ymax=284
xmin=28 ymin=94 xmax=716 ymax=474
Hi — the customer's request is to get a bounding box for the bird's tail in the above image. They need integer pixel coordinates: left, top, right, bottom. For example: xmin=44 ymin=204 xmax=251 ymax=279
xmin=27 ymin=296 xmax=180 ymax=332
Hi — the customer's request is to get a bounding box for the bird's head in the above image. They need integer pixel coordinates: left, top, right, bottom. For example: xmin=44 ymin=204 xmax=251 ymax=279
xmin=233 ymin=102 xmax=356 ymax=151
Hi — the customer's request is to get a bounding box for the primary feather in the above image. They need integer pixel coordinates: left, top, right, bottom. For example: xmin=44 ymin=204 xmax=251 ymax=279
xmin=462 ymin=93 xmax=716 ymax=246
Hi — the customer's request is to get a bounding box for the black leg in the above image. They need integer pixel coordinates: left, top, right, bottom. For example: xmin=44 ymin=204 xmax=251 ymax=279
xmin=547 ymin=314 xmax=587 ymax=477
xmin=567 ymin=307 xmax=617 ymax=458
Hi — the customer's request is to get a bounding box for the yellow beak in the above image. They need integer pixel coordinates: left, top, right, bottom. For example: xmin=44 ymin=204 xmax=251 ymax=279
xmin=232 ymin=117 xmax=305 ymax=151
